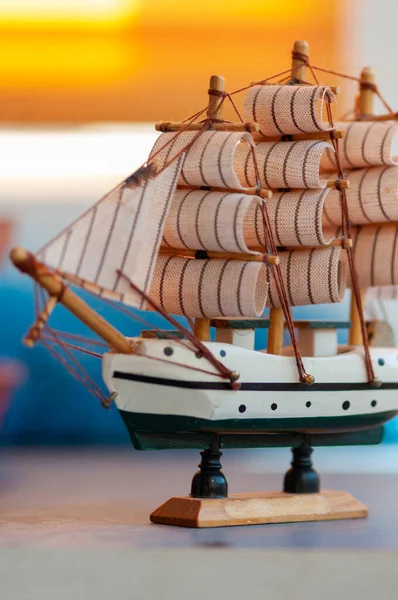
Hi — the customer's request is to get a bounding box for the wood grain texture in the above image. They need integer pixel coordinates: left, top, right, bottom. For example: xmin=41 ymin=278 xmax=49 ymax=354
xmin=267 ymin=307 xmax=284 ymax=355
xmin=150 ymin=489 xmax=368 ymax=528
xmin=349 ymin=289 xmax=367 ymax=346
xmin=359 ymin=67 xmax=376 ymax=117
xmin=193 ymin=318 xmax=211 ymax=341
xmin=10 ymin=248 xmax=134 ymax=355
xmin=291 ymin=40 xmax=309 ymax=82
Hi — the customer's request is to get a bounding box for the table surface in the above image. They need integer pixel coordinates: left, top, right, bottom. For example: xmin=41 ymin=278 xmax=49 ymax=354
xmin=1 ymin=446 xmax=398 ymax=550
xmin=2 ymin=448 xmax=398 ymax=600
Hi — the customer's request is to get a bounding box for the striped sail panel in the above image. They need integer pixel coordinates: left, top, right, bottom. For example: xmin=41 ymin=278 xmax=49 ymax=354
xmin=235 ymin=140 xmax=333 ymax=189
xmin=323 ymin=166 xmax=398 ymax=227
xmin=244 ymin=85 xmax=335 ymax=137
xmin=265 ymin=247 xmax=347 ymax=308
xmin=244 ymin=189 xmax=335 ymax=248
xmin=150 ymin=256 xmax=268 ymax=318
xmin=321 ymin=122 xmax=398 ymax=171
xmin=346 ymin=224 xmax=398 ymax=288
xmin=150 ymin=131 xmax=253 ymax=190
xmin=163 ymin=190 xmax=260 ymax=254
xmin=37 ymin=159 xmax=183 ymax=309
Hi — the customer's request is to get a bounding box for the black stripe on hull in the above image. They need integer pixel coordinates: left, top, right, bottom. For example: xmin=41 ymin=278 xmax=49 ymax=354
xmin=113 ymin=371 xmax=398 ymax=392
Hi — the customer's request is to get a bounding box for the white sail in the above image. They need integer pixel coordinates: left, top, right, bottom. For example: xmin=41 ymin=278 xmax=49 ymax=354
xmin=163 ymin=189 xmax=261 ymax=254
xmin=321 ymin=121 xmax=398 ymax=171
xmin=244 ymin=188 xmax=334 ymax=248
xmin=150 ymin=255 xmax=268 ymax=318
xmin=235 ymin=140 xmax=333 ymax=189
xmin=323 ymin=166 xmax=398 ymax=227
xmin=150 ymin=131 xmax=253 ymax=190
xmin=324 ymin=223 xmax=398 ymax=289
xmin=348 ymin=224 xmax=398 ymax=288
xmin=37 ymin=158 xmax=184 ymax=309
xmin=265 ymin=246 xmax=347 ymax=307
xmin=244 ymin=85 xmax=335 ymax=137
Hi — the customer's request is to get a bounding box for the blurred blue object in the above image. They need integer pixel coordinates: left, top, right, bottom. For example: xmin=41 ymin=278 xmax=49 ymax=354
xmin=1 ymin=202 xmax=397 ymax=445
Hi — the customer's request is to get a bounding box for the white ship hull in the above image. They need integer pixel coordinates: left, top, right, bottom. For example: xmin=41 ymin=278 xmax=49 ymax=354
xmin=102 ymin=340 xmax=398 ymax=449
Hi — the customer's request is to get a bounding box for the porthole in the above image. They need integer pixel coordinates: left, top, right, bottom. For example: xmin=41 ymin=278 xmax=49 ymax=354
xmin=195 ymin=352 xmax=202 ymax=359
xmin=342 ymin=400 xmax=350 ymax=411
xmin=371 ymin=400 xmax=377 ymax=408
xmin=164 ymin=346 xmax=174 ymax=356
xmin=271 ymin=403 xmax=278 ymax=411
xmin=239 ymin=405 xmax=246 ymax=413
xmin=306 ymin=401 xmax=311 ymax=408
xmin=378 ymin=358 xmax=385 ymax=366
xmin=220 ymin=350 xmax=226 ymax=357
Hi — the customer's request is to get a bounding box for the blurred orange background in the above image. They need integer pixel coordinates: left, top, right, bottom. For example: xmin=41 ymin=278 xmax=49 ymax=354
xmin=0 ymin=0 xmax=348 ymax=123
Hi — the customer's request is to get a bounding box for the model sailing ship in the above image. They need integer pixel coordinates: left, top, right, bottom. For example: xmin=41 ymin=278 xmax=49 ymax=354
xmin=10 ymin=41 xmax=398 ymax=526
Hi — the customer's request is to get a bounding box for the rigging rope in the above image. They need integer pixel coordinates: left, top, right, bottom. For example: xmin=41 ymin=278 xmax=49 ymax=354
xmin=116 ymin=270 xmax=241 ymax=389
xmin=225 ymin=91 xmax=310 ymax=383
xmin=323 ymin=99 xmax=377 ymax=384
xmin=290 ymin=49 xmax=378 ymax=383
xmin=30 ymin=52 xmax=392 ymax=398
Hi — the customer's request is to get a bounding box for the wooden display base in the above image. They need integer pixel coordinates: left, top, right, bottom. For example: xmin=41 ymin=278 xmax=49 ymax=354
xmin=150 ymin=490 xmax=368 ymax=528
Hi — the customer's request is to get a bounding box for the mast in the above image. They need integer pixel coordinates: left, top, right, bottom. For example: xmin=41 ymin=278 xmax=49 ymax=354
xmin=10 ymin=248 xmax=134 ymax=355
xmin=153 ymin=84 xmax=281 ymax=327
xmin=193 ymin=75 xmax=225 ymax=342
xmin=349 ymin=67 xmax=375 ymax=346
xmin=267 ymin=40 xmax=309 ymax=355
xmin=291 ymin=40 xmax=309 ymax=83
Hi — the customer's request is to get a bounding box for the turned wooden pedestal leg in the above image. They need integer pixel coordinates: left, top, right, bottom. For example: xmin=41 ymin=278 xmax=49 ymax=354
xmin=284 ymin=439 xmax=320 ymax=494
xmin=150 ymin=435 xmax=368 ymax=528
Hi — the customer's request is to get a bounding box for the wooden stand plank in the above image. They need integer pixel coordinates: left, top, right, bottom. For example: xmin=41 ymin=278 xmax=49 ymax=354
xmin=150 ymin=489 xmax=368 ymax=528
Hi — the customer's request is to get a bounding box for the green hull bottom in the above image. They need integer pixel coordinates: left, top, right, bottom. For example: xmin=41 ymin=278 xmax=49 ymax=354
xmin=118 ymin=410 xmax=393 ymax=450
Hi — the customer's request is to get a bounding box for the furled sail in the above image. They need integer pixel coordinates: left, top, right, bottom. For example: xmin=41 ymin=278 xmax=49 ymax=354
xmin=348 ymin=224 xmax=398 ymax=288
xmin=150 ymin=255 xmax=268 ymax=318
xmin=151 ymin=88 xmax=347 ymax=318
xmin=243 ymin=189 xmax=335 ymax=248
xmin=235 ymin=140 xmax=333 ymax=189
xmin=265 ymin=246 xmax=346 ymax=308
xmin=243 ymin=85 xmax=336 ymax=137
xmin=37 ymin=158 xmax=184 ymax=309
xmin=150 ymin=131 xmax=254 ymax=190
xmin=321 ymin=122 xmax=398 ymax=171
xmin=163 ymin=189 xmax=261 ymax=254
xmin=323 ymin=166 xmax=398 ymax=226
